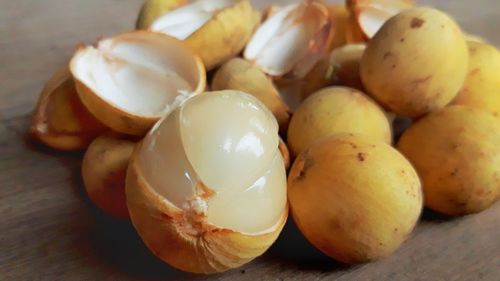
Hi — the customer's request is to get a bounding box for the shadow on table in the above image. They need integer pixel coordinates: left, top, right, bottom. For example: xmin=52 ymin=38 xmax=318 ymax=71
xmin=266 ymin=218 xmax=349 ymax=272
xmin=24 ymin=133 xmax=348 ymax=279
xmin=72 ymin=173 xmax=195 ymax=280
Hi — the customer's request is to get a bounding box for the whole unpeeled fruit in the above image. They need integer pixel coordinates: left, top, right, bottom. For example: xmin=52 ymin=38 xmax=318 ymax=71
xmin=361 ymin=7 xmax=468 ymax=117
xmin=398 ymin=106 xmax=500 ymax=215
xmin=82 ymin=133 xmax=136 ymax=219
xmin=287 ymin=86 xmax=392 ymax=157
xmin=288 ymin=134 xmax=422 ymax=263
xmin=451 ymin=41 xmax=500 ymax=117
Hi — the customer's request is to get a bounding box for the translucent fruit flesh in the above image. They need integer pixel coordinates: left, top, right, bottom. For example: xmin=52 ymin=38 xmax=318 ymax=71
xmin=137 ymin=92 xmax=287 ymax=234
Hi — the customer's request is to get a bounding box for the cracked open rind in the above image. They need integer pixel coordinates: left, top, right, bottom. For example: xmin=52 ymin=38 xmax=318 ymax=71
xmin=346 ymin=0 xmax=414 ymax=41
xmin=151 ymin=0 xmax=261 ymax=70
xmin=70 ymin=31 xmax=206 ymax=136
xmin=244 ymin=0 xmax=332 ymax=78
xmin=136 ymin=0 xmax=187 ymax=29
xmin=30 ymin=66 xmax=106 ymax=151
xmin=126 ymin=91 xmax=288 ymax=273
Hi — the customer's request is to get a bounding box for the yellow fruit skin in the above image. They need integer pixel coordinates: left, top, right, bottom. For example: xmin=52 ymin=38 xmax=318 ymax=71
xmin=136 ymin=0 xmax=187 ymax=29
xmin=30 ymin=67 xmax=106 ymax=151
xmin=70 ymin=31 xmax=207 ymax=136
xmin=397 ymin=106 xmax=500 ymax=216
xmin=212 ymin=58 xmax=290 ymax=133
xmin=360 ymin=7 xmax=469 ymax=118
xmin=82 ymin=133 xmax=136 ymax=219
xmin=451 ymin=42 xmax=500 ymax=117
xmin=186 ymin=0 xmax=261 ymax=70
xmin=288 ymin=134 xmax=422 ymax=264
xmin=287 ymin=86 xmax=392 ymax=157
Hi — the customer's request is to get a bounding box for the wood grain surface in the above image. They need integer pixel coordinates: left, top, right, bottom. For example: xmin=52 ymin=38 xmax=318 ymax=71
xmin=1 ymin=0 xmax=499 ymax=280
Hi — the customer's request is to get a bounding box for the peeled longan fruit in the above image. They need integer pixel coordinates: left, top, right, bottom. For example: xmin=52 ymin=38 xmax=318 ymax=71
xmin=82 ymin=133 xmax=136 ymax=219
xmin=361 ymin=7 xmax=468 ymax=118
xmin=288 ymin=134 xmax=422 ymax=264
xmin=287 ymin=86 xmax=392 ymax=157
xmin=451 ymin=41 xmax=500 ymax=117
xmin=397 ymin=106 xmax=500 ymax=216
xmin=126 ymin=91 xmax=287 ymax=273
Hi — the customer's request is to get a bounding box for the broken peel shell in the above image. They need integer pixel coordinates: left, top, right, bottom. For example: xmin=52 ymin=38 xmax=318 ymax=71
xmin=186 ymin=0 xmax=260 ymax=70
xmin=347 ymin=0 xmax=414 ymax=41
xmin=126 ymin=91 xmax=288 ymax=273
xmin=244 ymin=0 xmax=333 ymax=78
xmin=211 ymin=58 xmax=290 ymax=133
xmin=30 ymin=66 xmax=106 ymax=151
xmin=70 ymin=31 xmax=206 ymax=136
xmin=151 ymin=0 xmax=261 ymax=70
xmin=82 ymin=132 xmax=136 ymax=219
xmin=136 ymin=0 xmax=187 ymax=29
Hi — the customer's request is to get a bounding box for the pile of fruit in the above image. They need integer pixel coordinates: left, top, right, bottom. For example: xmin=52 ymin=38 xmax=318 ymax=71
xmin=30 ymin=0 xmax=500 ymax=274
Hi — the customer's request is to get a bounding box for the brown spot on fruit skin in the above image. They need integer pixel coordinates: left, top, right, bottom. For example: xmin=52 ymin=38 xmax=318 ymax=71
xmin=410 ymin=17 xmax=425 ymax=28
xmin=383 ymin=51 xmax=394 ymax=60
xmin=357 ymin=152 xmax=366 ymax=161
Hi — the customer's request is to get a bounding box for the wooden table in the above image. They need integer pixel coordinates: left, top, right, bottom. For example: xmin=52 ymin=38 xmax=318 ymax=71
xmin=1 ymin=0 xmax=499 ymax=280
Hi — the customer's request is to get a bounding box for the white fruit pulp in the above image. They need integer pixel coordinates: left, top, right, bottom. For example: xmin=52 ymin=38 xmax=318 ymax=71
xmin=72 ymin=33 xmax=199 ymax=117
xmin=150 ymin=0 xmax=236 ymax=40
xmin=244 ymin=2 xmax=329 ymax=77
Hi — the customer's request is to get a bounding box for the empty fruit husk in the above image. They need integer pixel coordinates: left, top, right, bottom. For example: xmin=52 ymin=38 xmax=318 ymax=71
xmin=346 ymin=0 xmax=414 ymax=41
xmin=30 ymin=66 xmax=106 ymax=151
xmin=70 ymin=31 xmax=206 ymax=136
xmin=244 ymin=0 xmax=333 ymax=78
xmin=136 ymin=0 xmax=187 ymax=29
xmin=150 ymin=0 xmax=261 ymax=70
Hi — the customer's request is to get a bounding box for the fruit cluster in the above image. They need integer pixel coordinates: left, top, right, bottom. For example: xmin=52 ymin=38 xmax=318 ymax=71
xmin=30 ymin=0 xmax=500 ymax=274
